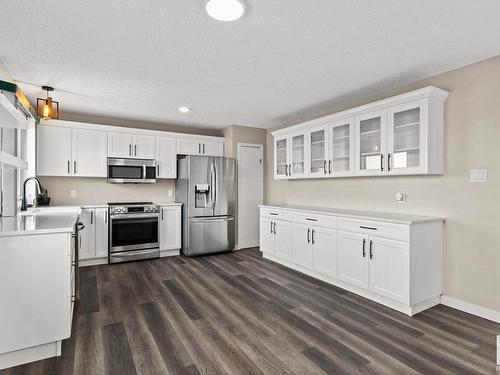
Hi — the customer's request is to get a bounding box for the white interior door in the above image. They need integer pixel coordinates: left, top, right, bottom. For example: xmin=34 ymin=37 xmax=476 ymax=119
xmin=237 ymin=144 xmax=263 ymax=249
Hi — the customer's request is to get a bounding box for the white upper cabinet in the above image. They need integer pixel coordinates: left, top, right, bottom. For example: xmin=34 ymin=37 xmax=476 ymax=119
xmin=355 ymin=110 xmax=387 ymax=176
xmin=202 ymin=140 xmax=224 ymax=156
xmin=156 ymin=136 xmax=177 ymax=179
xmin=387 ymin=100 xmax=427 ymax=175
xmin=274 ymin=136 xmax=289 ymax=179
xmin=108 ymin=133 xmax=155 ymax=159
xmin=308 ymin=127 xmax=328 ymax=177
xmin=107 ymin=132 xmax=133 ymax=158
xmin=37 ymin=125 xmax=107 ymax=177
xmin=37 ymin=125 xmax=72 ymax=176
xmin=72 ymin=129 xmax=107 ymax=177
xmin=133 ymin=135 xmax=156 ymax=159
xmin=271 ymin=86 xmax=448 ymax=179
xmin=177 ymin=138 xmax=224 ymax=156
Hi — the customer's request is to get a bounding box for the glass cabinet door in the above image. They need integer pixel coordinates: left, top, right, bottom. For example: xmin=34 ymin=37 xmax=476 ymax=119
xmin=309 ymin=128 xmax=327 ymax=175
xmin=291 ymin=134 xmax=305 ymax=176
xmin=357 ymin=112 xmax=386 ymax=174
xmin=330 ymin=120 xmax=352 ymax=174
xmin=275 ymin=137 xmax=288 ymax=178
xmin=388 ymin=103 xmax=423 ymax=172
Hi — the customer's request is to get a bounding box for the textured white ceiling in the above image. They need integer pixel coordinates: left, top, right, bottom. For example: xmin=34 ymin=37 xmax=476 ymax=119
xmin=1 ymin=1 xmax=500 ymax=129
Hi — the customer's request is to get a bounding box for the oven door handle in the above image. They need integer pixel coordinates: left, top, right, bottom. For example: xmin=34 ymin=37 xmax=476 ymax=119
xmin=110 ymin=213 xmax=159 ymax=220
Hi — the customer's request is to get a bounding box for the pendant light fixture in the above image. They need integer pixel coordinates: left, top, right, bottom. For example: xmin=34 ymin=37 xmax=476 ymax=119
xmin=205 ymin=0 xmax=245 ymax=21
xmin=37 ymin=85 xmax=59 ymax=120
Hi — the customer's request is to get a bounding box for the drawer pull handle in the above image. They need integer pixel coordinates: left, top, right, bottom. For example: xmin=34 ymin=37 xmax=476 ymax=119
xmin=360 ymin=226 xmax=377 ymax=230
xmin=269 ymin=213 xmax=278 ymax=216
xmin=305 ymin=218 xmax=318 ymax=222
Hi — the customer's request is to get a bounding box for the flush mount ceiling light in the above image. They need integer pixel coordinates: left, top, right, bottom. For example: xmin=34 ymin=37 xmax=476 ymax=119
xmin=205 ymin=0 xmax=245 ymax=21
xmin=36 ymin=85 xmax=59 ymax=120
xmin=178 ymin=106 xmax=191 ymax=113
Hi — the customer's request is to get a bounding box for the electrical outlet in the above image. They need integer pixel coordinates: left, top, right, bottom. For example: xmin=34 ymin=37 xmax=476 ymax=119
xmin=396 ymin=192 xmax=406 ymax=203
xmin=70 ymin=190 xmax=77 ymax=199
xmin=168 ymin=189 xmax=173 ymax=197
xmin=470 ymin=169 xmax=487 ymax=183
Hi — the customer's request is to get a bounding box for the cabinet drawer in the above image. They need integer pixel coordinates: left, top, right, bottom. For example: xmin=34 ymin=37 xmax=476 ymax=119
xmin=292 ymin=212 xmax=337 ymax=229
xmin=260 ymin=208 xmax=291 ymax=221
xmin=339 ymin=217 xmax=409 ymax=242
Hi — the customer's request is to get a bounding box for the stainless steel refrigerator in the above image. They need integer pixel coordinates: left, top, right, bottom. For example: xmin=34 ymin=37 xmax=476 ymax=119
xmin=176 ymin=155 xmax=236 ymax=256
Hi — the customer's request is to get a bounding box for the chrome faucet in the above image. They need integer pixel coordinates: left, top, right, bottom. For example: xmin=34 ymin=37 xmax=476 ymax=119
xmin=21 ymin=177 xmax=44 ymax=211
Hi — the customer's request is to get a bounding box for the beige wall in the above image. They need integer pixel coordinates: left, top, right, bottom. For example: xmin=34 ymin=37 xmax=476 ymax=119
xmin=0 ymin=61 xmax=13 ymax=82
xmin=266 ymin=55 xmax=500 ymax=312
xmin=38 ymin=177 xmax=176 ymax=206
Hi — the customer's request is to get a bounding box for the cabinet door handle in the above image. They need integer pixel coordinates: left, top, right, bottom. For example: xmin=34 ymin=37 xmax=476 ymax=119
xmin=323 ymin=160 xmax=327 ymax=174
xmin=380 ymin=154 xmax=384 ymax=172
xmin=161 ymin=209 xmax=164 ymax=221
xmin=311 ymin=229 xmax=315 ymax=244
xmin=134 ymin=144 xmax=137 ymax=156
xmin=203 ymin=143 xmax=205 ymax=154
xmin=329 ymin=160 xmax=332 ymax=174
xmin=362 ymin=238 xmax=366 ymax=257
xmin=67 ymin=160 xmax=70 ymax=174
xmin=90 ymin=211 xmax=93 ymax=225
xmin=74 ymin=161 xmax=77 ymax=174
xmin=369 ymin=240 xmax=374 ymax=259
xmin=285 ymin=164 xmax=288 ymax=176
xmin=387 ymin=153 xmax=392 ymax=172
xmin=270 ymin=221 xmax=273 ymax=234
xmin=289 ymin=164 xmax=292 ymax=175
xmin=198 ymin=143 xmax=201 ymax=154
xmin=157 ymin=164 xmax=160 ymax=177
xmin=129 ymin=144 xmax=132 ymax=156
xmin=307 ymin=228 xmax=310 ymax=243
xmin=105 ymin=211 xmax=107 ymax=224
xmin=273 ymin=222 xmax=276 ymax=234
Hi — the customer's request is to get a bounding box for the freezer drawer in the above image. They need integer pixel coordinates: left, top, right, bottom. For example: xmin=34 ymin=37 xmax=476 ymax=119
xmin=186 ymin=216 xmax=235 ymax=256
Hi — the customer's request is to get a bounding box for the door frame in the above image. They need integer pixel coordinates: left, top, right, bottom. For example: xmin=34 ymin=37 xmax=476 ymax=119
xmin=237 ymin=142 xmax=264 ymax=250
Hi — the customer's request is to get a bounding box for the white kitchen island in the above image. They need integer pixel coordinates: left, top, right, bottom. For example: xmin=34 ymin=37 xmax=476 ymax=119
xmin=259 ymin=204 xmax=444 ymax=316
xmin=0 ymin=207 xmax=81 ymax=370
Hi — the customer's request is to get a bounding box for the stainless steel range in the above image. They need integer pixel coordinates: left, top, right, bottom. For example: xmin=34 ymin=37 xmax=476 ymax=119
xmin=108 ymin=202 xmax=160 ymax=264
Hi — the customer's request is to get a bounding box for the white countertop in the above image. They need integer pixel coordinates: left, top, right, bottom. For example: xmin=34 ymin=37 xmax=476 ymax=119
xmin=259 ymin=204 xmax=444 ymax=224
xmin=0 ymin=207 xmax=81 ymax=237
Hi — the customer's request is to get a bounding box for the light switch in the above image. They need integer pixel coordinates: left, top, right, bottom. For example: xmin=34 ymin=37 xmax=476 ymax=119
xmin=470 ymin=169 xmax=487 ymax=183
xmin=70 ymin=190 xmax=77 ymax=198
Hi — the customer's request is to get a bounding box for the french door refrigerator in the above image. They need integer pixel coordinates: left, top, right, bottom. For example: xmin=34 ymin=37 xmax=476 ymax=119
xmin=176 ymin=155 xmax=236 ymax=256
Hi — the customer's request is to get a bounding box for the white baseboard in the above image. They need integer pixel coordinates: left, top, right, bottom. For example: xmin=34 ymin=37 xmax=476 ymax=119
xmin=0 ymin=340 xmax=61 ymax=370
xmin=440 ymin=295 xmax=500 ymax=324
xmin=160 ymin=249 xmax=180 ymax=258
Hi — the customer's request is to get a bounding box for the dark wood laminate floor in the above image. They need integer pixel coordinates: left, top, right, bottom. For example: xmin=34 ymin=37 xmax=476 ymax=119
xmin=3 ymin=248 xmax=499 ymax=375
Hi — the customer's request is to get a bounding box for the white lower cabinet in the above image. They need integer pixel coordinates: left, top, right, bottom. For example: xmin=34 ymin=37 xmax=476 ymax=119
xmin=260 ymin=205 xmax=443 ymax=316
xmin=79 ymin=208 xmax=108 ymax=262
xmin=159 ymin=205 xmax=181 ymax=251
xmin=338 ymin=231 xmax=368 ymax=289
xmin=259 ymin=218 xmax=291 ymax=259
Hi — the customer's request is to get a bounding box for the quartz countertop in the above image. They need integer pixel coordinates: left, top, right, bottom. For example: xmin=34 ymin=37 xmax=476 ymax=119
xmin=0 ymin=207 xmax=81 ymax=237
xmin=259 ymin=204 xmax=444 ymax=225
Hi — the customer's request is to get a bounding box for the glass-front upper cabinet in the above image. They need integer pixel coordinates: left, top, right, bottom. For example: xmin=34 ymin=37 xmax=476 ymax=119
xmin=329 ymin=118 xmax=354 ymax=176
xmin=290 ymin=133 xmax=305 ymax=177
xmin=356 ymin=111 xmax=387 ymax=175
xmin=274 ymin=136 xmax=288 ymax=179
xmin=309 ymin=127 xmax=327 ymax=176
xmin=387 ymin=100 xmax=425 ymax=174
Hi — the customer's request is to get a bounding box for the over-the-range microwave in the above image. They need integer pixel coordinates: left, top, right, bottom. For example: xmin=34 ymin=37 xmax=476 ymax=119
xmin=107 ymin=158 xmax=156 ymax=184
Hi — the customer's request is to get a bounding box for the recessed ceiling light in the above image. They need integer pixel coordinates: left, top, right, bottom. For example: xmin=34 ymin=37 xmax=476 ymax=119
xmin=178 ymin=106 xmax=191 ymax=113
xmin=205 ymin=0 xmax=245 ymax=22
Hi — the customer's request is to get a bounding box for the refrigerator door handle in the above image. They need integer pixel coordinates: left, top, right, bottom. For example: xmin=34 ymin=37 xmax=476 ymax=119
xmin=210 ymin=161 xmax=216 ymax=212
